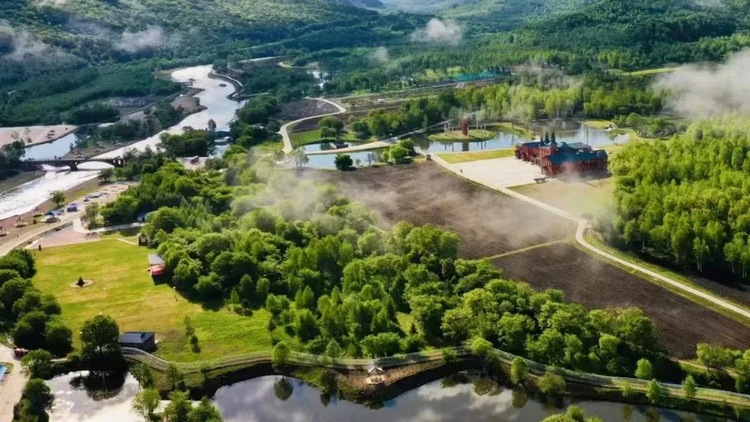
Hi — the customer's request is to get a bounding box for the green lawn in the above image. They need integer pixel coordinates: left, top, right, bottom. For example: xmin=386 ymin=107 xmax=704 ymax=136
xmin=491 ymin=122 xmax=535 ymax=139
xmin=32 ymin=241 xmax=272 ymax=362
xmin=437 ymin=149 xmax=516 ymax=164
xmin=429 ymin=129 xmax=496 ymax=142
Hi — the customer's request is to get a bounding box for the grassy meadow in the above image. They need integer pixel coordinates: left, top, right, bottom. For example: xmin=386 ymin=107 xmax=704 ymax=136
xmin=32 ymin=240 xmax=272 ymax=363
xmin=437 ymin=149 xmax=515 ymax=164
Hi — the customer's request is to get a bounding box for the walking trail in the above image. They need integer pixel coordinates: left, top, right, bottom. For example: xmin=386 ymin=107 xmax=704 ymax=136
xmin=429 ymin=155 xmax=750 ymax=321
xmin=278 ymin=98 xmax=346 ymax=154
xmin=0 ymin=345 xmax=28 ymax=422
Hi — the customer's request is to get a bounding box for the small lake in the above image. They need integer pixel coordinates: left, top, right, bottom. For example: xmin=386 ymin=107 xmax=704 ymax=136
xmin=46 ymin=372 xmax=729 ymax=422
xmin=414 ymin=121 xmax=629 ymax=153
xmin=300 ymin=142 xmax=387 ymax=169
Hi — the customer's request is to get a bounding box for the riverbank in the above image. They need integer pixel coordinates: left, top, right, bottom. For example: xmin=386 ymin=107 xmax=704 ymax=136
xmin=0 ymin=178 xmax=102 ymax=252
xmin=0 ymin=125 xmax=77 ymax=150
xmin=0 ymin=170 xmax=44 ymax=192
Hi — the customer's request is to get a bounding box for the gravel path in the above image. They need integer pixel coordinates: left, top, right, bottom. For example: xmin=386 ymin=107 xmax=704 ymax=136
xmin=278 ymin=98 xmax=346 ymax=153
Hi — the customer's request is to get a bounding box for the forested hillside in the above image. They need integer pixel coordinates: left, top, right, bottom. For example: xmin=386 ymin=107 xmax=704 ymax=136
xmin=510 ymin=0 xmax=750 ymax=69
xmin=444 ymin=0 xmax=597 ymax=33
xmin=0 ymin=0 xmax=414 ymax=126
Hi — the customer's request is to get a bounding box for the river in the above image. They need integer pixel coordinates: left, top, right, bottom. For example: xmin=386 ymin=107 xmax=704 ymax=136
xmin=45 ymin=372 xmax=729 ymax=422
xmin=0 ymin=65 xmax=244 ymax=220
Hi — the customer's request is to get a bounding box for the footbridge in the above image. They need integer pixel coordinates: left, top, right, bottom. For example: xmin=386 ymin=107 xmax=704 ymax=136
xmin=21 ymin=157 xmax=125 ymax=171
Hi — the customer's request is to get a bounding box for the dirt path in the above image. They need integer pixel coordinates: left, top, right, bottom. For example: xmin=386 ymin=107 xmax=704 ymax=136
xmin=0 ymin=345 xmax=28 ymax=422
xmin=278 ymin=98 xmax=346 ymax=153
xmin=429 ymin=154 xmax=750 ymax=322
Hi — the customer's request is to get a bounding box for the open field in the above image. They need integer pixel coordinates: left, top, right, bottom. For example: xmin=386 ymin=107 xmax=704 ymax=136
xmin=586 ymin=232 xmax=750 ymax=310
xmin=311 ymin=163 xmax=574 ymax=259
xmin=493 ymin=243 xmax=750 ymax=358
xmin=279 ymin=99 xmax=338 ymax=121
xmin=428 ymin=129 xmax=496 ymax=142
xmin=32 ymin=241 xmax=272 ymax=363
xmin=510 ymin=177 xmax=615 ymax=217
xmin=436 ymin=149 xmax=515 ymax=164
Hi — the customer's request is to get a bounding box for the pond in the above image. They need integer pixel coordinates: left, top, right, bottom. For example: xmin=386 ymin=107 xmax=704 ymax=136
xmin=46 ymin=371 xmax=729 ymax=422
xmin=300 ymin=142 xmax=387 ymax=169
xmin=414 ymin=121 xmax=629 ymax=153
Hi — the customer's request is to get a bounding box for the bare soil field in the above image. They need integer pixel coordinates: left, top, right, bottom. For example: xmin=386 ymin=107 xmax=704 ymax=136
xmin=279 ymin=99 xmax=338 ymax=121
xmin=493 ymin=243 xmax=750 ymax=358
xmin=311 ymin=163 xmax=574 ymax=259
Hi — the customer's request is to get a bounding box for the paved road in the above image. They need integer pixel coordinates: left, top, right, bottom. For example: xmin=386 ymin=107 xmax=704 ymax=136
xmin=430 ymin=155 xmax=750 ymax=321
xmin=278 ymin=98 xmax=347 ymax=154
xmin=0 ymin=345 xmax=27 ymax=422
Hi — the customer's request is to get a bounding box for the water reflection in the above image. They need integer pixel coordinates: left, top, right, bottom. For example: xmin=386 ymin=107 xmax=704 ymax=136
xmin=46 ymin=372 xmax=728 ymax=422
xmin=47 ymin=371 xmax=138 ymax=422
xmin=412 ymin=122 xmax=629 ymax=154
xmin=302 ymin=144 xmax=387 ymax=169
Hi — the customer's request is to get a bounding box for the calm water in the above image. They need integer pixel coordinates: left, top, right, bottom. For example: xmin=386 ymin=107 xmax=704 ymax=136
xmin=1 ymin=65 xmax=245 ymax=220
xmin=301 ymin=142 xmax=387 ymax=169
xmin=413 ymin=122 xmax=629 ymax=153
xmin=46 ymin=372 xmax=728 ymax=422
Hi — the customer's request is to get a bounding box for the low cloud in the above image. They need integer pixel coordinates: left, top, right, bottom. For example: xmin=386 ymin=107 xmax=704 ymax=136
xmin=410 ymin=18 xmax=463 ymax=46
xmin=35 ymin=0 xmax=69 ymax=7
xmin=0 ymin=20 xmax=61 ymax=62
xmin=653 ymin=49 xmax=750 ymax=118
xmin=369 ymin=47 xmax=390 ymax=64
xmin=115 ymin=26 xmax=173 ymax=53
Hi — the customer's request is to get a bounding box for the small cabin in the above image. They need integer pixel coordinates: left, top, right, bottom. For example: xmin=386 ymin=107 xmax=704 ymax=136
xmin=148 ymin=254 xmax=165 ymax=277
xmin=119 ymin=332 xmax=156 ymax=352
xmin=540 ymin=150 xmax=608 ymax=176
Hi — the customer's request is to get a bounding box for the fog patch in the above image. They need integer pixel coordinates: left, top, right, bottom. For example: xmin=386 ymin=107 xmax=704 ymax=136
xmin=369 ymin=47 xmax=390 ymax=64
xmin=0 ymin=20 xmax=62 ymax=62
xmin=410 ymin=18 xmax=463 ymax=46
xmin=35 ymin=0 xmax=68 ymax=7
xmin=115 ymin=26 xmax=179 ymax=53
xmin=654 ymin=49 xmax=750 ymax=118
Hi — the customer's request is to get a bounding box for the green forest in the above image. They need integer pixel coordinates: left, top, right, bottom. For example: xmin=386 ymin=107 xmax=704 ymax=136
xmin=609 ymin=117 xmax=750 ymax=279
xmin=2 ymin=0 xmax=750 ymax=126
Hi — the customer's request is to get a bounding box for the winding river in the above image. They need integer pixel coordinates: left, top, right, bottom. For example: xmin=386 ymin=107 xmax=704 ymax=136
xmin=45 ymin=372 xmax=729 ymax=422
xmin=0 ymin=65 xmax=244 ymax=220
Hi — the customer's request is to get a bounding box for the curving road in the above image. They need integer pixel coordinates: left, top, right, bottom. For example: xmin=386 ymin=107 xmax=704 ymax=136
xmin=429 ymin=154 xmax=750 ymax=322
xmin=278 ymin=98 xmax=347 ymax=154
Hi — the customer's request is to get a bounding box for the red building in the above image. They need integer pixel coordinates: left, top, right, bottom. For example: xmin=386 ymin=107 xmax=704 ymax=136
xmin=515 ymin=140 xmax=593 ymax=164
xmin=540 ymin=150 xmax=609 ymax=176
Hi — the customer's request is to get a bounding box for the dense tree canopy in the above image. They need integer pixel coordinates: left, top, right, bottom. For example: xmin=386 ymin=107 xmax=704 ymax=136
xmin=609 ymin=117 xmax=750 ymax=279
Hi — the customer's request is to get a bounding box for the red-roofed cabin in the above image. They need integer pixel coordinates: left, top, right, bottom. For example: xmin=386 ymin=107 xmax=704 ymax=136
xmin=515 ymin=141 xmax=542 ymax=161
xmin=535 ymin=142 xmax=593 ymax=164
xmin=540 ymin=150 xmax=608 ymax=176
xmin=148 ymin=254 xmax=165 ymax=277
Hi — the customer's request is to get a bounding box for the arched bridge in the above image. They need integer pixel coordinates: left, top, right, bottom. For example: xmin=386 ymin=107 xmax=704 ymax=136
xmin=21 ymin=157 xmax=125 ymax=171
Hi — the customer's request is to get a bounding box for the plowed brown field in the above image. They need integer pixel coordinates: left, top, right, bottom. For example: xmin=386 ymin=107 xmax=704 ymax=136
xmin=313 ymin=163 xmax=750 ymax=358
xmin=312 ymin=163 xmax=574 ymax=259
xmin=493 ymin=243 xmax=750 ymax=358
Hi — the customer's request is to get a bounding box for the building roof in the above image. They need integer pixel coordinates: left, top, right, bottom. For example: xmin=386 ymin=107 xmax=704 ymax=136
xmin=148 ymin=254 xmax=165 ymax=266
xmin=119 ymin=332 xmax=155 ymax=344
xmin=546 ymin=150 xmax=608 ymax=165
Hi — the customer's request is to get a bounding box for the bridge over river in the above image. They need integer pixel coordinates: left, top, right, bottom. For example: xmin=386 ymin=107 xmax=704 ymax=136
xmin=21 ymin=157 xmax=125 ymax=171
